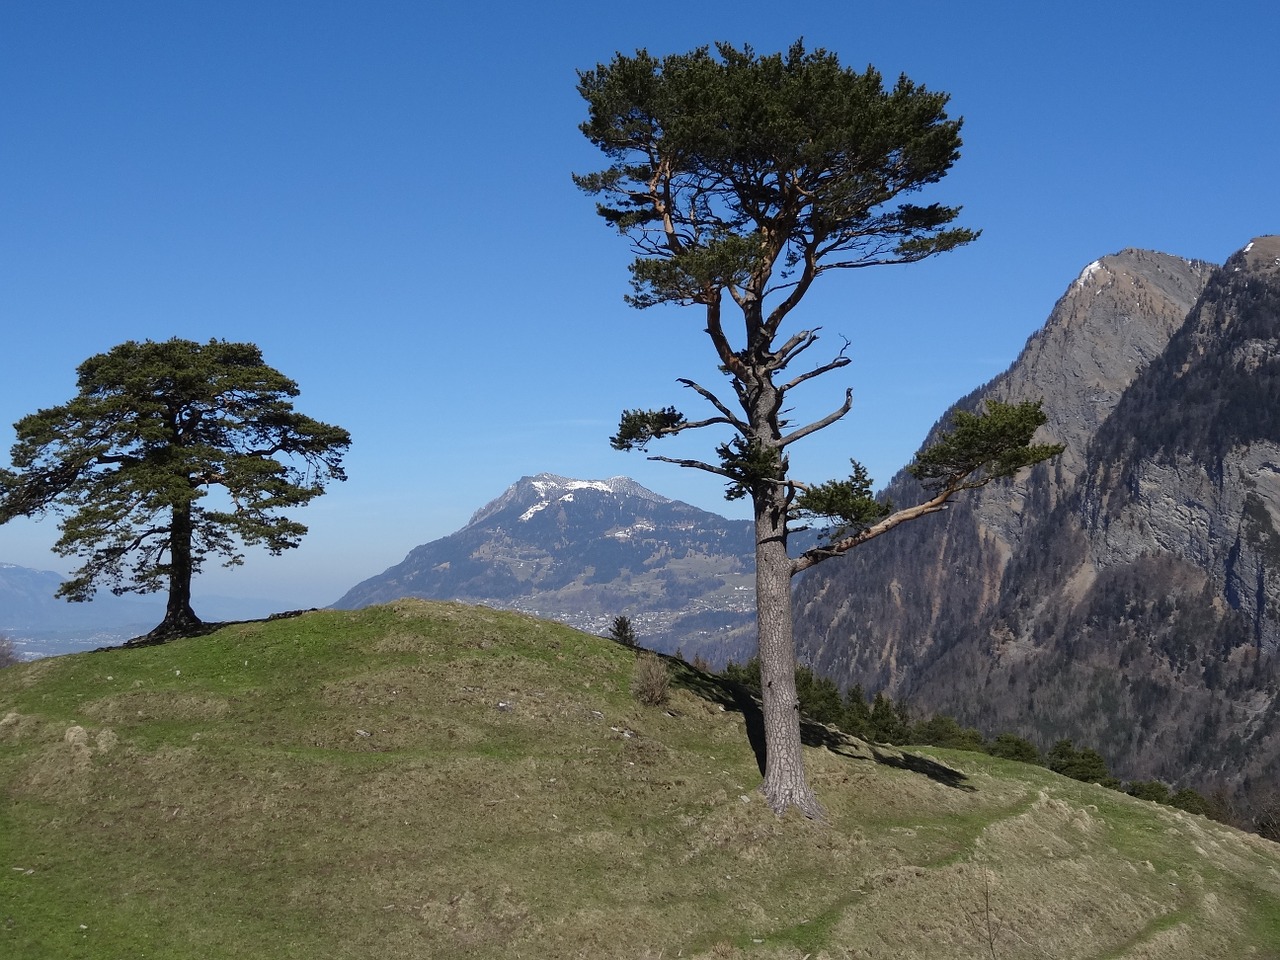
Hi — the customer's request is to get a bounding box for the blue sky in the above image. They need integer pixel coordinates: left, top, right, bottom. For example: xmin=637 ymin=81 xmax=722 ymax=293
xmin=2 ymin=0 xmax=1275 ymax=610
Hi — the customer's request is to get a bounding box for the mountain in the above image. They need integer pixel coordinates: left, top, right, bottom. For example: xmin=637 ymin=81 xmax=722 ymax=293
xmin=793 ymin=238 xmax=1280 ymax=814
xmin=3 ymin=601 xmax=1278 ymax=958
xmin=0 ymin=561 xmax=284 ymax=659
xmin=0 ymin=561 xmax=165 ymax=657
xmin=334 ymin=473 xmax=758 ymax=655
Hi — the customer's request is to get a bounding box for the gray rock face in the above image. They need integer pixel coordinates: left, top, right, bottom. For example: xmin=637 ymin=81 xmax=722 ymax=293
xmin=794 ymin=248 xmax=1216 ymax=692
xmin=998 ymin=249 xmax=1216 ymax=478
xmin=794 ymin=238 xmax=1280 ymax=808
xmin=1084 ymin=447 xmax=1280 ymax=655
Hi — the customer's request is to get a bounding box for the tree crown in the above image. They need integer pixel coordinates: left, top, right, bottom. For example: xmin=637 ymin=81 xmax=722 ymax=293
xmin=0 ymin=338 xmax=350 ymax=601
xmin=576 ymin=40 xmax=978 ymax=324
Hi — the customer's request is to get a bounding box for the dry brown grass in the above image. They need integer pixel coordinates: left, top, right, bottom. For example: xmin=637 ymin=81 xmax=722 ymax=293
xmin=632 ymin=650 xmax=672 ymax=705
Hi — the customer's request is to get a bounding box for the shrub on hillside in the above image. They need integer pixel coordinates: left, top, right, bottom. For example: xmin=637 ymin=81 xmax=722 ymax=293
xmin=0 ymin=635 xmax=19 ymax=669
xmin=794 ymin=665 xmax=845 ymax=725
xmin=869 ymin=692 xmax=910 ymax=744
xmin=1168 ymin=787 xmax=1212 ymax=816
xmin=632 ymin=652 xmax=670 ymax=706
xmin=842 ymin=684 xmax=873 ymax=738
xmin=1047 ymin=739 xmax=1122 ymax=788
xmin=912 ymin=714 xmax=986 ymax=751
xmin=721 ymin=656 xmax=762 ymax=694
xmin=1126 ymin=780 xmax=1172 ymax=804
xmin=722 ymin=657 xmax=848 ymax=726
xmin=987 ymin=733 xmax=1041 ymax=764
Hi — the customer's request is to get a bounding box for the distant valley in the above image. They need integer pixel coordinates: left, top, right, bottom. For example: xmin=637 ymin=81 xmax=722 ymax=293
xmin=0 ymin=562 xmax=283 ymax=659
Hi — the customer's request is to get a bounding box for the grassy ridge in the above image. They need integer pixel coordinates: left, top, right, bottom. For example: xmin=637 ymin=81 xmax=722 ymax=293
xmin=2 ymin=600 xmax=1279 ymax=959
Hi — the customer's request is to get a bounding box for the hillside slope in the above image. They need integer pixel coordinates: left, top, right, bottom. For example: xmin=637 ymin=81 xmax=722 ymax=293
xmin=3 ymin=602 xmax=1279 ymax=959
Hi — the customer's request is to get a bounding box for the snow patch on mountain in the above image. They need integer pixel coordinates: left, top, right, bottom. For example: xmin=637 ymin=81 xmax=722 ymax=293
xmin=518 ymin=502 xmax=549 ymax=522
xmin=469 ymin=473 xmax=673 ymax=527
xmin=1074 ymin=259 xmax=1105 ymax=289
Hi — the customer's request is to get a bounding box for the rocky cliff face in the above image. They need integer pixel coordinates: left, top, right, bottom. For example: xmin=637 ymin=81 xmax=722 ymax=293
xmin=1079 ymin=237 xmax=1280 ymax=654
xmin=794 ymin=248 xmax=1216 ymax=693
xmin=795 ymin=239 xmax=1280 ymax=807
xmin=333 ymin=473 xmax=758 ymax=655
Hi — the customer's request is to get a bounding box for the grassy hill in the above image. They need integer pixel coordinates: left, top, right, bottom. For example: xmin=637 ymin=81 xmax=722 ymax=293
xmin=2 ymin=600 xmax=1279 ymax=959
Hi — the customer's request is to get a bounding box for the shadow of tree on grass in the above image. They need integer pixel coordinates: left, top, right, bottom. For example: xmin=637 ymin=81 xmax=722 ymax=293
xmin=665 ymin=654 xmax=974 ymax=793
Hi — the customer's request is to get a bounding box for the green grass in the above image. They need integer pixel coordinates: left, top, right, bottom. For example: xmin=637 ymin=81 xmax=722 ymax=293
xmin=3 ymin=599 xmax=1279 ymax=959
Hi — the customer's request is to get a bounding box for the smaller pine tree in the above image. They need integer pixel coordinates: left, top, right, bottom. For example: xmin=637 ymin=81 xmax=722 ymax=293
xmin=794 ymin=666 xmax=845 ymax=725
xmin=842 ymin=685 xmax=872 ymax=738
xmin=988 ymin=733 xmax=1040 ymax=764
xmin=608 ymin=615 xmax=637 ymax=647
xmin=869 ymin=692 xmax=908 ymax=744
xmin=722 ymin=656 xmax=763 ymax=694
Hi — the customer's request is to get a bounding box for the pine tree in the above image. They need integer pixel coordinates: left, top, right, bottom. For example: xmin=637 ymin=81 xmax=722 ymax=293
xmin=0 ymin=338 xmax=350 ymax=640
xmin=609 ymin=615 xmax=638 ymax=647
xmin=577 ymin=40 xmax=1061 ymax=816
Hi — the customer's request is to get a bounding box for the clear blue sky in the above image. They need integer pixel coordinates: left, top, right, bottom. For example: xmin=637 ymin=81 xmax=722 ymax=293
xmin=2 ymin=1 xmax=1275 ymax=609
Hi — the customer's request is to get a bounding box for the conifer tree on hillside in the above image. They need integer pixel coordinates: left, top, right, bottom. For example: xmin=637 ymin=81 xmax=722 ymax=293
xmin=609 ymin=614 xmax=638 ymax=646
xmin=576 ymin=40 xmax=1062 ymax=816
xmin=0 ymin=338 xmax=350 ymax=641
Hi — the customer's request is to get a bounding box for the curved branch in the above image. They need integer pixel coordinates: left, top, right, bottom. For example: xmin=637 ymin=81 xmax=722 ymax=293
xmin=703 ymin=296 xmax=740 ymax=371
xmin=677 ymin=377 xmax=748 ymax=431
xmin=763 ymin=237 xmax=821 ymax=334
xmin=779 ymin=389 xmax=852 ymax=448
xmin=779 ymin=354 xmax=851 ymax=392
xmin=771 ymin=328 xmax=819 ymax=374
xmin=791 ymin=487 xmax=954 ymax=575
xmin=647 ymin=454 xmax=736 ymax=480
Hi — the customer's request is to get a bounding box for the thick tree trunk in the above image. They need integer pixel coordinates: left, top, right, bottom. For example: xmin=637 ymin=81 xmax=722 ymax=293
xmin=753 ymin=489 xmax=824 ymax=819
xmin=157 ymin=500 xmax=202 ymax=637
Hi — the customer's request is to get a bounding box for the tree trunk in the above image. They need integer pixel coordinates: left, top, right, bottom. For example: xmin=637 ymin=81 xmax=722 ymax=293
xmin=156 ymin=499 xmax=202 ymax=638
xmin=753 ymin=488 xmax=824 ymax=819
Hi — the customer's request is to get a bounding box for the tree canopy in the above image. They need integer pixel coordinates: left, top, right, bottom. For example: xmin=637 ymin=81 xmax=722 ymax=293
xmin=577 ymin=40 xmax=1061 ymax=817
xmin=0 ymin=338 xmax=350 ymax=640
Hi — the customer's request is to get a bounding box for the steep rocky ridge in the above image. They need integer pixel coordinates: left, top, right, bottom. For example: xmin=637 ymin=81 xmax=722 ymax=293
xmin=794 ymin=248 xmax=1215 ymax=692
xmin=333 ymin=473 xmax=758 ymax=654
xmin=795 ymin=238 xmax=1280 ymax=812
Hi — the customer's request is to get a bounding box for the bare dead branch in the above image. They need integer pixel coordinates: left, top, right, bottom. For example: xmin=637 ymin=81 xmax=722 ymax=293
xmin=779 ymin=354 xmax=852 ymax=393
xmin=676 ymin=377 xmax=748 ymax=431
xmin=780 ymin=389 xmax=853 ymax=448
xmin=647 ymin=455 xmax=736 ymax=480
